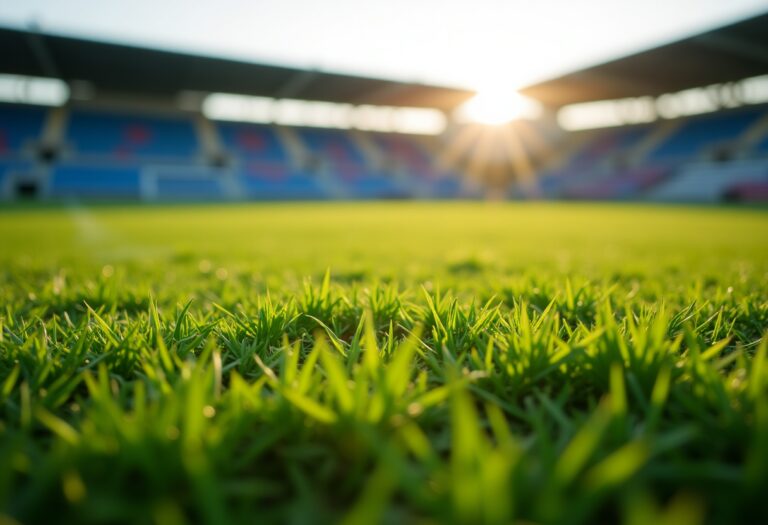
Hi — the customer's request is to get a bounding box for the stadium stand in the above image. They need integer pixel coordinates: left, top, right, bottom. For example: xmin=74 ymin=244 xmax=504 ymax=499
xmin=527 ymin=103 xmax=768 ymax=202
xmin=0 ymin=159 xmax=34 ymax=195
xmin=2 ymin=99 xmax=767 ymax=202
xmin=723 ymin=181 xmax=768 ymax=202
xmin=368 ymin=133 xmax=467 ymax=197
xmin=217 ymin=122 xmax=289 ymax=163
xmin=0 ymin=101 xmax=472 ymax=200
xmin=533 ymin=125 xmax=654 ymax=198
xmin=0 ymin=104 xmax=47 ymax=199
xmin=3 ymin=99 xmax=766 ymax=202
xmin=0 ymin=104 xmax=47 ymax=155
xmin=49 ymin=164 xmax=141 ymax=199
xmin=425 ymin=176 xmax=466 ymax=199
xmin=2 ymin=14 xmax=768 ymax=203
xmin=755 ymin=132 xmax=768 ymax=154
xmin=342 ymin=173 xmax=408 ymax=199
xmin=372 ymin=134 xmax=434 ymax=174
xmin=646 ymin=109 xmax=761 ymax=162
xmin=568 ymin=127 xmax=649 ymax=167
xmin=294 ymin=128 xmax=367 ymax=175
xmin=646 ymin=159 xmax=768 ymax=202
xmin=155 ymin=175 xmax=224 ymax=200
xmin=65 ymin=109 xmax=199 ymax=160
xmin=240 ymin=171 xmax=328 ymax=200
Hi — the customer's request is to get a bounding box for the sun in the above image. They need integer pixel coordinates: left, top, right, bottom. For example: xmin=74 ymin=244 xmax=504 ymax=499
xmin=458 ymin=88 xmax=542 ymax=125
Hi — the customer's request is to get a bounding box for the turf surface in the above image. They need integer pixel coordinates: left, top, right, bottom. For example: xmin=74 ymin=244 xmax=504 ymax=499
xmin=0 ymin=202 xmax=767 ymax=524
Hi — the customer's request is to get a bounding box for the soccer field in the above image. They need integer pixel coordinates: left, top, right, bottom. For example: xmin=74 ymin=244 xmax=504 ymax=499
xmin=1 ymin=202 xmax=767 ymax=524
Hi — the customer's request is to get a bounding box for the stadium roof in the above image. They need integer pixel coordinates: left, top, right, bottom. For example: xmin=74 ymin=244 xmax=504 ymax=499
xmin=0 ymin=26 xmax=473 ymax=110
xmin=2 ymin=12 xmax=767 ymax=112
xmin=520 ymin=12 xmax=768 ymax=107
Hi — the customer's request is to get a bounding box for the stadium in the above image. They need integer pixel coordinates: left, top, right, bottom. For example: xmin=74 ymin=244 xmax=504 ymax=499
xmin=2 ymin=13 xmax=768 ymax=202
xmin=0 ymin=2 xmax=767 ymax=524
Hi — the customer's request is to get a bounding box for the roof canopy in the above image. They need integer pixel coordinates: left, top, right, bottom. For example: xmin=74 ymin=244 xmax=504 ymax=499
xmin=0 ymin=26 xmax=473 ymax=110
xmin=520 ymin=12 xmax=768 ymax=107
xmin=3 ymin=12 xmax=767 ymax=112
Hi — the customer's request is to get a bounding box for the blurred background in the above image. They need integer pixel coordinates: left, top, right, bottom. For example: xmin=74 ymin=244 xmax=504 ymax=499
xmin=1 ymin=0 xmax=768 ymax=204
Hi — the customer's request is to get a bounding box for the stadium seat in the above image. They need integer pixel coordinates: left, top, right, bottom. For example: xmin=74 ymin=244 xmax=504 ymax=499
xmin=50 ymin=164 xmax=141 ymax=198
xmin=567 ymin=127 xmax=648 ymax=167
xmin=346 ymin=172 xmax=409 ymax=199
xmin=372 ymin=133 xmax=436 ymax=176
xmin=217 ymin=122 xmax=290 ymax=163
xmin=295 ymin=128 xmax=368 ymax=169
xmin=239 ymin=171 xmax=328 ymax=200
xmin=722 ymin=181 xmax=768 ymax=202
xmin=66 ymin=109 xmax=198 ymax=159
xmin=753 ymin=130 xmax=768 ymax=154
xmin=560 ymin=166 xmax=671 ymax=200
xmin=646 ymin=159 xmax=768 ymax=202
xmin=0 ymin=159 xmax=33 ymax=180
xmin=241 ymin=161 xmax=291 ymax=180
xmin=424 ymin=175 xmax=465 ymax=199
xmin=0 ymin=104 xmax=47 ymax=156
xmin=535 ymin=126 xmax=650 ymax=198
xmin=155 ymin=177 xmax=225 ymax=200
xmin=647 ymin=109 xmax=762 ymax=161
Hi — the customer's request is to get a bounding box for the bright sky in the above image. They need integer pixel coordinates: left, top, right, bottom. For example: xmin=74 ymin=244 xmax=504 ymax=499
xmin=1 ymin=0 xmax=767 ymax=91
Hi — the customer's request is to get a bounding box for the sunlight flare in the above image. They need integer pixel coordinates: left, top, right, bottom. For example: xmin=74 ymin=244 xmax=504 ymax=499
xmin=457 ymin=89 xmax=542 ymax=125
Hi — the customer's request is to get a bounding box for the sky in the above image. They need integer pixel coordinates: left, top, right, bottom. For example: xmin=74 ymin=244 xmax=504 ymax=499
xmin=1 ymin=0 xmax=767 ymax=91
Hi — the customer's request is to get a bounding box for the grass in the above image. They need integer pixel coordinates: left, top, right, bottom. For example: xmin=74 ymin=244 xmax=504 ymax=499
xmin=0 ymin=201 xmax=767 ymax=524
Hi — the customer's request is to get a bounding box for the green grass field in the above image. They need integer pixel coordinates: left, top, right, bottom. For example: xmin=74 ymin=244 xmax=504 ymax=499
xmin=1 ymin=202 xmax=767 ymax=524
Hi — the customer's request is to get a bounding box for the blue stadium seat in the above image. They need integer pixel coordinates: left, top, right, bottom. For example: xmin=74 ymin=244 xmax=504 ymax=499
xmin=50 ymin=164 xmax=141 ymax=198
xmin=66 ymin=109 xmax=198 ymax=159
xmin=372 ymin=133 xmax=435 ymax=175
xmin=561 ymin=166 xmax=671 ymax=200
xmin=217 ymin=122 xmax=289 ymax=162
xmin=240 ymin=171 xmax=327 ymax=200
xmin=0 ymin=104 xmax=46 ymax=155
xmin=754 ymin=131 xmax=768 ymax=154
xmin=568 ymin=126 xmax=648 ymax=167
xmin=0 ymin=159 xmax=33 ymax=182
xmin=346 ymin=173 xmax=408 ymax=199
xmin=534 ymin=126 xmax=650 ymax=198
xmin=420 ymin=175 xmax=464 ymax=199
xmin=295 ymin=128 xmax=367 ymax=167
xmin=155 ymin=177 xmax=224 ymax=200
xmin=648 ymin=110 xmax=761 ymax=161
